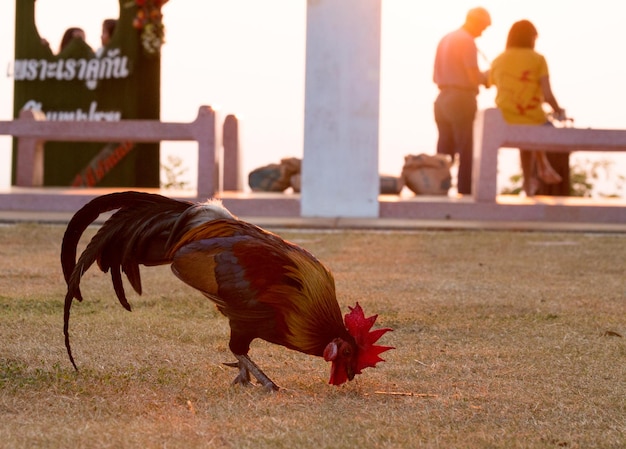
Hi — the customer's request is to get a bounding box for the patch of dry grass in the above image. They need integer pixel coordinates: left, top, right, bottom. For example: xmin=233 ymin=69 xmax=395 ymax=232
xmin=0 ymin=223 xmax=624 ymax=448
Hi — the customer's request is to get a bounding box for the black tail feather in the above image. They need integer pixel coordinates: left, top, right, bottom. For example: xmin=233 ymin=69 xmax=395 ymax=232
xmin=61 ymin=191 xmax=193 ymax=369
xmin=63 ymin=291 xmax=78 ymax=371
xmin=111 ymin=265 xmax=132 ymax=312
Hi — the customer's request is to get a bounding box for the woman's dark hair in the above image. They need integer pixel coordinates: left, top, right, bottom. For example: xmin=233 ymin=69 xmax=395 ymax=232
xmin=59 ymin=27 xmax=85 ymax=52
xmin=506 ymin=20 xmax=538 ymax=49
xmin=103 ymin=19 xmax=117 ymax=38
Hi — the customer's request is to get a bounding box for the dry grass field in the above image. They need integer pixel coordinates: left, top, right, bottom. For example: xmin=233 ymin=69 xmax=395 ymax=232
xmin=0 ymin=222 xmax=624 ymax=448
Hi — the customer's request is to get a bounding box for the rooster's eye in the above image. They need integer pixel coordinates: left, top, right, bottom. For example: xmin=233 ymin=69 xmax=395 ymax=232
xmin=342 ymin=347 xmax=352 ymax=357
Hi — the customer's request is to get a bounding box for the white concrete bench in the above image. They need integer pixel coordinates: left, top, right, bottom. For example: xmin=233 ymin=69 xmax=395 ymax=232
xmin=473 ymin=108 xmax=626 ymax=202
xmin=0 ymin=106 xmax=237 ymax=199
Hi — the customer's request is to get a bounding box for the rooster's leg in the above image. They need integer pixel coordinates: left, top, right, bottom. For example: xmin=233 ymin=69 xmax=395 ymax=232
xmin=227 ymin=354 xmax=279 ymax=391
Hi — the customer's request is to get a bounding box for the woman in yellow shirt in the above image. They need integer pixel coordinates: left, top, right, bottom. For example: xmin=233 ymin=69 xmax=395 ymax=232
xmin=488 ymin=20 xmax=567 ymax=196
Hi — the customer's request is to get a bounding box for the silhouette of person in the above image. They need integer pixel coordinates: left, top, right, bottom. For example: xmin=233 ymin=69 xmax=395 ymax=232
xmin=433 ymin=7 xmax=491 ymax=195
xmin=59 ymin=27 xmax=86 ymax=53
xmin=487 ymin=20 xmax=568 ymax=196
xmin=96 ymin=19 xmax=118 ymax=57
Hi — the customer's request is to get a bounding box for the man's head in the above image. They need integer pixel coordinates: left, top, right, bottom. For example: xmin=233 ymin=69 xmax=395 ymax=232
xmin=464 ymin=7 xmax=491 ymax=38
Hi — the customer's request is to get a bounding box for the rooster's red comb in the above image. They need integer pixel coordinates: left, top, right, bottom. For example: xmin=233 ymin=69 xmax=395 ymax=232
xmin=345 ymin=302 xmax=394 ymax=374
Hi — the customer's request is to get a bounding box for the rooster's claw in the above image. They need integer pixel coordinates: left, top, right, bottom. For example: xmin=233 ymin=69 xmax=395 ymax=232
xmin=224 ymin=355 xmax=279 ymax=391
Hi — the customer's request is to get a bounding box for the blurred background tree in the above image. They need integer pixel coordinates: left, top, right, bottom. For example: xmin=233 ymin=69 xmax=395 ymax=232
xmin=160 ymin=155 xmax=189 ymax=190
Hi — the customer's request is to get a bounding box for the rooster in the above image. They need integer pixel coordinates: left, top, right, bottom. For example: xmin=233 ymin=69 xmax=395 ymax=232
xmin=61 ymin=191 xmax=393 ymax=390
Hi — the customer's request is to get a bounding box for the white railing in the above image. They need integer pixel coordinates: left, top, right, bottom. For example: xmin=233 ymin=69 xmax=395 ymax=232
xmin=0 ymin=105 xmax=243 ymax=199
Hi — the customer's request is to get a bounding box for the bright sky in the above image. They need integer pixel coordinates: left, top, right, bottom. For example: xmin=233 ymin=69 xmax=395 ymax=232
xmin=1 ymin=0 xmax=625 ymax=194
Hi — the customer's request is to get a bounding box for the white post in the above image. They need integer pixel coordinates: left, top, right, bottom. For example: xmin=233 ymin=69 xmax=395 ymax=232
xmin=194 ymin=105 xmax=220 ymax=199
xmin=301 ymin=0 xmax=381 ymax=217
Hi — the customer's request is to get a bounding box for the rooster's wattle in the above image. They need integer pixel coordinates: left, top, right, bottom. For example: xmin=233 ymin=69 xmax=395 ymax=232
xmin=61 ymin=191 xmax=393 ymax=390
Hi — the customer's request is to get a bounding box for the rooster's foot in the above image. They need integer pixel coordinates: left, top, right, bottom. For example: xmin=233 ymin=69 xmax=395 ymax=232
xmin=224 ymin=361 xmax=254 ymax=387
xmin=224 ymin=354 xmax=279 ymax=391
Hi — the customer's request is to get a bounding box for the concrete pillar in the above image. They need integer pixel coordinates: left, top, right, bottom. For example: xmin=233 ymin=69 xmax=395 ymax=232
xmin=301 ymin=0 xmax=381 ymax=217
